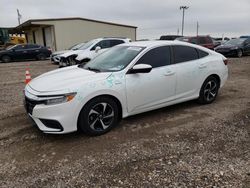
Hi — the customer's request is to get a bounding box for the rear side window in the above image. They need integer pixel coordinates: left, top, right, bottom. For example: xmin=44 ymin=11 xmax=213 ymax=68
xmin=110 ymin=40 xmax=125 ymax=47
xmin=197 ymin=49 xmax=209 ymax=58
xmin=136 ymin=46 xmax=171 ymax=68
xmin=173 ymin=45 xmax=199 ymax=63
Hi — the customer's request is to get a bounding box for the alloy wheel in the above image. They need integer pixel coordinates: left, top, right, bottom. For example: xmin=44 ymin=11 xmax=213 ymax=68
xmin=204 ymin=80 xmax=217 ymax=102
xmin=88 ymin=102 xmax=115 ymax=131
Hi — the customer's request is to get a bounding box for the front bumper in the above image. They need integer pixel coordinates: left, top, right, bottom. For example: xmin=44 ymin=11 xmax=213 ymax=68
xmin=24 ymin=88 xmax=80 ymax=134
xmin=50 ymin=55 xmax=61 ymax=64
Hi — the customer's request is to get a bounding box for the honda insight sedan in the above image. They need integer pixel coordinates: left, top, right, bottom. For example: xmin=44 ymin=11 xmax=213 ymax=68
xmin=24 ymin=41 xmax=228 ymax=136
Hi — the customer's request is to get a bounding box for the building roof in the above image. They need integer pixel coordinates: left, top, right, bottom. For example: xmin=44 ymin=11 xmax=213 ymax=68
xmin=15 ymin=17 xmax=137 ymax=30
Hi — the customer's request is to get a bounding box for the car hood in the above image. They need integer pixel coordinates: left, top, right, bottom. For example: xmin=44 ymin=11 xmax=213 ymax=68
xmin=52 ymin=50 xmax=71 ymax=56
xmin=60 ymin=50 xmax=85 ymax=58
xmin=28 ymin=66 xmax=112 ymax=93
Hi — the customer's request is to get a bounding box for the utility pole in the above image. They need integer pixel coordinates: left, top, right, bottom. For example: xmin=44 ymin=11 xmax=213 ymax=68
xmin=180 ymin=6 xmax=189 ymax=36
xmin=196 ymin=21 xmax=199 ymax=36
xmin=17 ymin=9 xmax=22 ymax=25
xmin=177 ymin=28 xmax=180 ymax=35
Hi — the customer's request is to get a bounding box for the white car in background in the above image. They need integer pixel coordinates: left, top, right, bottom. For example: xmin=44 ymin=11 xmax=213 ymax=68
xmin=59 ymin=37 xmax=131 ymax=67
xmin=50 ymin=42 xmax=85 ymax=64
xmin=24 ymin=41 xmax=228 ymax=136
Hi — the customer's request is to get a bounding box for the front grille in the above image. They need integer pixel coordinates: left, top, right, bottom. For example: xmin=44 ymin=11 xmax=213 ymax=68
xmin=24 ymin=97 xmax=44 ymax=115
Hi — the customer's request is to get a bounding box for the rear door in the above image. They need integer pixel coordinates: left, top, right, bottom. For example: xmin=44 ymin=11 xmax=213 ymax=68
xmin=172 ymin=45 xmax=201 ymax=98
xmin=125 ymin=46 xmax=177 ymax=113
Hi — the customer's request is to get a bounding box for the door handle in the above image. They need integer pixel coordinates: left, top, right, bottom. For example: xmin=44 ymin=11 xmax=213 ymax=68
xmin=199 ymin=63 xmax=207 ymax=69
xmin=23 ymin=51 xmax=28 ymax=53
xmin=164 ymin=70 xmax=175 ymax=76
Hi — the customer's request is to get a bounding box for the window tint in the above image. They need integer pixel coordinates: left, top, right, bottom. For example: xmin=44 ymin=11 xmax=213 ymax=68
xmin=110 ymin=40 xmax=125 ymax=47
xmin=173 ymin=45 xmax=199 ymax=63
xmin=26 ymin=44 xmax=39 ymax=49
xmin=198 ymin=37 xmax=207 ymax=44
xmin=197 ymin=49 xmax=209 ymax=58
xmin=136 ymin=46 xmax=171 ymax=68
xmin=91 ymin=40 xmax=111 ymax=50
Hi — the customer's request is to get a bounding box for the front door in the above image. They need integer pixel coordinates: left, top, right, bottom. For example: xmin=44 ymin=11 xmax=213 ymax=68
xmin=125 ymin=46 xmax=176 ymax=114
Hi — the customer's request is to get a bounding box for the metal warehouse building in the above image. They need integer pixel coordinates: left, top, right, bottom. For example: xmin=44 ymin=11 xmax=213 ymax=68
xmin=13 ymin=17 xmax=137 ymax=51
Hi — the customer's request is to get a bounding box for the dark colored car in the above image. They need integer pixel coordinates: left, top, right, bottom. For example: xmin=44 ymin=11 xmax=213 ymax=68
xmin=160 ymin=35 xmax=183 ymax=41
xmin=215 ymin=38 xmax=250 ymax=58
xmin=176 ymin=35 xmax=215 ymax=50
xmin=240 ymin=36 xmax=250 ymax=39
xmin=0 ymin=44 xmax=52 ymax=63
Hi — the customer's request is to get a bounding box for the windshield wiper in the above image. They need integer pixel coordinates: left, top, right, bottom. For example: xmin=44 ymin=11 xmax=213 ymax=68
xmin=87 ymin=67 xmax=101 ymax=72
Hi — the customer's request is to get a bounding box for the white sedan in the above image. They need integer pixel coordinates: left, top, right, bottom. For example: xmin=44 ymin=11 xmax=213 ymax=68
xmin=24 ymin=41 xmax=228 ymax=135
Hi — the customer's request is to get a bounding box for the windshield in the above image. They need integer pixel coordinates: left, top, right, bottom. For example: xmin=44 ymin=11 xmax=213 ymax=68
xmin=81 ymin=46 xmax=144 ymax=72
xmin=78 ymin=39 xmax=98 ymax=50
xmin=6 ymin=44 xmax=18 ymax=50
xmin=68 ymin=43 xmax=85 ymax=50
xmin=225 ymin=38 xmax=246 ymax=45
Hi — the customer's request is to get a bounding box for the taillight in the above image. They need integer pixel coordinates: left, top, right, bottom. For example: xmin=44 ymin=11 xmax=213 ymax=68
xmin=48 ymin=47 xmax=52 ymax=51
xmin=223 ymin=59 xmax=229 ymax=65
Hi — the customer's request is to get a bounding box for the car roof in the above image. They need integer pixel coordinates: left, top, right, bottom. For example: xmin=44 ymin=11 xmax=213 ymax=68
xmin=120 ymin=40 xmax=214 ymax=54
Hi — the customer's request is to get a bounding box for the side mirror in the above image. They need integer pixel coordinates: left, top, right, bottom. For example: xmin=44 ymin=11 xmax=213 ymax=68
xmin=128 ymin=64 xmax=152 ymax=74
xmin=95 ymin=46 xmax=101 ymax=53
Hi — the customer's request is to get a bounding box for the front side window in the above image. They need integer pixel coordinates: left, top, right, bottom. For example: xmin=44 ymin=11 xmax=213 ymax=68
xmin=173 ymin=45 xmax=199 ymax=63
xmin=82 ymin=46 xmax=144 ymax=72
xmin=92 ymin=40 xmax=111 ymax=50
xmin=136 ymin=46 xmax=171 ymax=68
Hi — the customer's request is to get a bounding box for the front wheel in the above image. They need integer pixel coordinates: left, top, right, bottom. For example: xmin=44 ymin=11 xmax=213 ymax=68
xmin=1 ymin=55 xmax=11 ymax=63
xmin=198 ymin=76 xmax=219 ymax=104
xmin=237 ymin=49 xmax=243 ymax=58
xmin=78 ymin=96 xmax=119 ymax=136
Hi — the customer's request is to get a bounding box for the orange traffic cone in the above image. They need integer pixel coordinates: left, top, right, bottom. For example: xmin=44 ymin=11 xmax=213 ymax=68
xmin=25 ymin=66 xmax=32 ymax=84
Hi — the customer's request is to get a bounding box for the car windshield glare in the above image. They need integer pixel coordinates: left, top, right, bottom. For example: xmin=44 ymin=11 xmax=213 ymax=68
xmin=225 ymin=39 xmax=246 ymax=45
xmin=82 ymin=46 xmax=144 ymax=72
xmin=79 ymin=40 xmax=97 ymax=50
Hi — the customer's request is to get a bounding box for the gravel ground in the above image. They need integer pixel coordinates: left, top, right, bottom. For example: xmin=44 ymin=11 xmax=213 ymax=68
xmin=0 ymin=58 xmax=249 ymax=187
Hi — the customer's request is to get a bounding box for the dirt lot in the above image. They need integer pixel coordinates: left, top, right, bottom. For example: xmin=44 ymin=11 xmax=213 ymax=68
xmin=0 ymin=58 xmax=249 ymax=187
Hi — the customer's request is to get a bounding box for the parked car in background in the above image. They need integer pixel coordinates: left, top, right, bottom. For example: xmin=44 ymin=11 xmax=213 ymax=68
xmin=0 ymin=44 xmax=51 ymax=63
xmin=160 ymin=35 xmax=182 ymax=41
xmin=240 ymin=35 xmax=250 ymax=39
xmin=51 ymin=42 xmax=85 ymax=64
xmin=176 ymin=35 xmax=215 ymax=49
xmin=215 ymin=38 xmax=250 ymax=58
xmin=59 ymin=37 xmax=131 ymax=67
xmin=24 ymin=41 xmax=228 ymax=135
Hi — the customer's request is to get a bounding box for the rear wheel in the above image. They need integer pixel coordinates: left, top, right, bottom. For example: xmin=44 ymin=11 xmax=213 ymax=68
xmin=1 ymin=55 xmax=11 ymax=63
xmin=78 ymin=96 xmax=119 ymax=136
xmin=198 ymin=76 xmax=219 ymax=104
xmin=37 ymin=53 xmax=46 ymax=60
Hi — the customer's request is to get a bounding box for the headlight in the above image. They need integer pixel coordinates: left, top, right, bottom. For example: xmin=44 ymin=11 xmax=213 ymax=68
xmin=45 ymin=93 xmax=77 ymax=105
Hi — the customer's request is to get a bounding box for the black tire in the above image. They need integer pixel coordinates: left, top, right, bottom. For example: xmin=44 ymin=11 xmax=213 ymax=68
xmin=237 ymin=49 xmax=243 ymax=58
xmin=1 ymin=55 xmax=11 ymax=63
xmin=198 ymin=76 xmax=220 ymax=104
xmin=78 ymin=96 xmax=119 ymax=136
xmin=37 ymin=53 xmax=46 ymax=60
